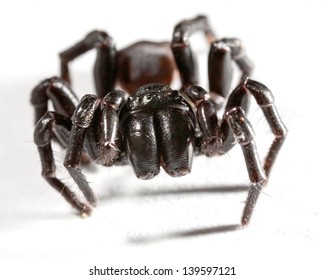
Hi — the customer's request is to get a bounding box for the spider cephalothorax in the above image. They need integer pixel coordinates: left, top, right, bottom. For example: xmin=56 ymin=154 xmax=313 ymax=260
xmin=31 ymin=15 xmax=287 ymax=226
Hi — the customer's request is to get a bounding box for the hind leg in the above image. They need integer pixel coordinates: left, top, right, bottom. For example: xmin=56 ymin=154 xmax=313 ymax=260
xmin=208 ymin=38 xmax=254 ymax=107
xmin=172 ymin=15 xmax=216 ymax=87
xmin=31 ymin=76 xmax=78 ymax=124
xmin=59 ymin=30 xmax=116 ymax=98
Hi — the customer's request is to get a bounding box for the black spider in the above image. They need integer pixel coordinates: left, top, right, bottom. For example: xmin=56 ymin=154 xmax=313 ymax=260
xmin=31 ymin=15 xmax=287 ymax=226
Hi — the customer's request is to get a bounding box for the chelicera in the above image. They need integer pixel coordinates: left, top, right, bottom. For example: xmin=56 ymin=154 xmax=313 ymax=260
xmin=31 ymin=15 xmax=287 ymax=226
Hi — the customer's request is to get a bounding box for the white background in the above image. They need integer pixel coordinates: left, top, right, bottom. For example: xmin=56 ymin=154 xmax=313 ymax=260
xmin=0 ymin=0 xmax=324 ymax=279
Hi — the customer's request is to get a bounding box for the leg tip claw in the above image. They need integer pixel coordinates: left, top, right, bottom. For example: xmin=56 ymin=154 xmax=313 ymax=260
xmin=80 ymin=206 xmax=92 ymax=218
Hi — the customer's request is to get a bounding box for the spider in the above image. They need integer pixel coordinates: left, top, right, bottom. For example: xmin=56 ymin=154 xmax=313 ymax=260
xmin=31 ymin=15 xmax=287 ymax=226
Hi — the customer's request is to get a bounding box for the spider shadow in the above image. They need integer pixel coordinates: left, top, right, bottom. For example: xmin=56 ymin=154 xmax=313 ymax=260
xmin=99 ymin=183 xmax=250 ymax=200
xmin=128 ymin=223 xmax=242 ymax=244
xmin=98 ymin=183 xmax=249 ymax=244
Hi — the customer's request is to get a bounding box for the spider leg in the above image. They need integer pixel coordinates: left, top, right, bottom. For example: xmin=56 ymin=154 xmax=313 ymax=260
xmin=222 ymin=78 xmax=287 ymax=225
xmin=172 ymin=15 xmax=217 ymax=86
xmin=185 ymin=79 xmax=286 ymax=225
xmin=225 ymin=107 xmax=266 ymax=226
xmin=86 ymin=89 xmax=128 ymax=166
xmin=208 ymin=38 xmax=254 ymax=104
xmin=31 ymin=77 xmax=91 ymax=162
xmin=243 ymin=79 xmax=287 ymax=177
xmin=218 ymin=38 xmax=254 ymax=81
xmin=59 ymin=30 xmax=116 ymax=98
xmin=34 ymin=111 xmax=92 ymax=216
xmin=31 ymin=76 xmax=79 ymax=124
xmin=184 ymin=83 xmax=263 ymax=225
xmin=64 ymin=94 xmax=101 ymax=207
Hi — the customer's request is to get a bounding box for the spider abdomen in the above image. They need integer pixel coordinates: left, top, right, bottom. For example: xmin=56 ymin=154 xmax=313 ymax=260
xmin=117 ymin=41 xmax=176 ymax=94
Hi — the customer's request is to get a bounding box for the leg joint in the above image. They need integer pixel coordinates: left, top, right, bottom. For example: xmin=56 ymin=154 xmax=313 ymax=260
xmin=172 ymin=15 xmax=215 ymax=46
xmin=34 ymin=111 xmax=55 ymax=146
xmin=72 ymin=94 xmax=100 ymax=128
xmin=244 ymin=78 xmax=274 ymax=106
xmin=84 ymin=30 xmax=115 ymax=49
xmin=226 ymin=107 xmax=255 ymax=145
xmin=30 ymin=76 xmax=60 ymax=106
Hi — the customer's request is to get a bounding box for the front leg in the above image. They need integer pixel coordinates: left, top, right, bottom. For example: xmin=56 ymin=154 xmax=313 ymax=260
xmin=185 ymin=84 xmax=265 ymax=225
xmin=34 ymin=111 xmax=92 ymax=216
xmin=186 ymin=80 xmax=286 ymax=226
xmin=223 ymin=79 xmax=287 ymax=225
xmin=244 ymin=79 xmax=287 ymax=177
xmin=64 ymin=94 xmax=101 ymax=206
xmin=59 ymin=30 xmax=116 ymax=98
xmin=225 ymin=107 xmax=267 ymax=226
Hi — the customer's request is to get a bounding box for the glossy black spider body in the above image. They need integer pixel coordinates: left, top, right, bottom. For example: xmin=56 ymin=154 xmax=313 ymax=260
xmin=31 ymin=15 xmax=287 ymax=226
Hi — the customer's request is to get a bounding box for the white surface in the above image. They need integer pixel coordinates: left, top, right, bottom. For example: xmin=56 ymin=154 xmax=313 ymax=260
xmin=0 ymin=1 xmax=324 ymax=279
